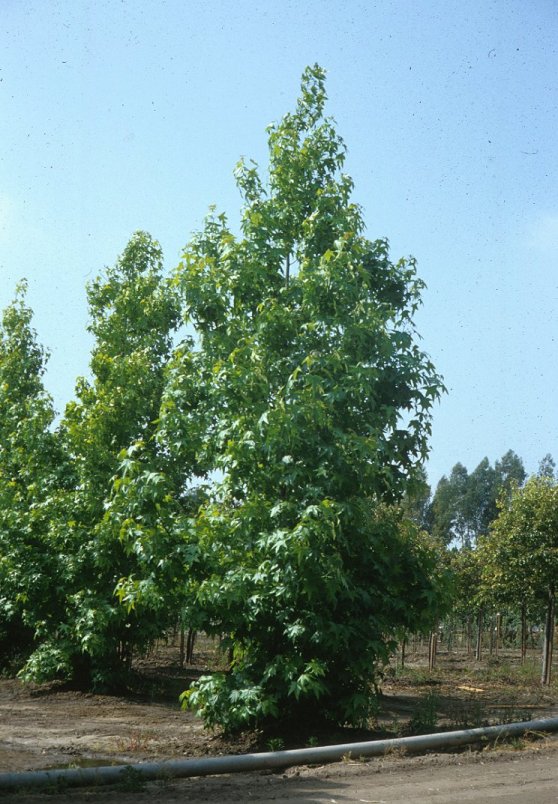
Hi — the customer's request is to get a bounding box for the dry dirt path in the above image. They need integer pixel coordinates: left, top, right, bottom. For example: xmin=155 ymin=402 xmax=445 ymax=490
xmin=4 ymin=741 xmax=558 ymax=803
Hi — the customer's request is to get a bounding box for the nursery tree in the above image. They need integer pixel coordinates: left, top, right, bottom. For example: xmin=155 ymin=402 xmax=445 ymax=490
xmin=0 ymin=284 xmax=67 ymax=665
xmin=105 ymin=340 xmax=211 ymax=648
xmin=481 ymin=476 xmax=558 ymax=683
xmin=21 ymin=232 xmax=181 ymax=686
xmin=178 ymin=65 xmax=447 ymax=730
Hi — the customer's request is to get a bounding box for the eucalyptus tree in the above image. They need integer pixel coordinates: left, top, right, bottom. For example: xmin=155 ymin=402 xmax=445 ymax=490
xmin=431 ymin=463 xmax=470 ymax=546
xmin=537 ymin=453 xmax=555 ymax=480
xmin=21 ymin=232 xmax=181 ymax=686
xmin=431 ymin=451 xmax=525 ymax=547
xmin=177 ymin=65 xmax=447 ymax=730
xmin=495 ymin=449 xmax=526 ymax=493
xmin=401 ymin=467 xmax=433 ymax=531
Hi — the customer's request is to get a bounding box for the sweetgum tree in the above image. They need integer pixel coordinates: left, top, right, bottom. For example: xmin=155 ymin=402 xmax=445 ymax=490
xmin=21 ymin=232 xmax=181 ymax=687
xmin=0 ymin=284 xmax=68 ymax=666
xmin=104 ymin=341 xmax=211 ymax=651
xmin=178 ymin=65 xmax=446 ymax=730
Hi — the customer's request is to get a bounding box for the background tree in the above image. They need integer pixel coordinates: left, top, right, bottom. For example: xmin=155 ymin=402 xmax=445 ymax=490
xmin=481 ymin=476 xmax=558 ymax=684
xmin=431 ymin=462 xmax=470 ymax=545
xmin=537 ymin=453 xmax=556 ymax=480
xmin=495 ymin=449 xmax=527 ymax=493
xmin=463 ymin=457 xmax=497 ymax=542
xmin=401 ymin=467 xmax=433 ymax=531
xmin=21 ymin=232 xmax=181 ymax=687
xmin=447 ymin=547 xmax=484 ymax=658
xmin=431 ymin=450 xmax=525 ymax=547
xmin=177 ymin=65 xmax=447 ymax=731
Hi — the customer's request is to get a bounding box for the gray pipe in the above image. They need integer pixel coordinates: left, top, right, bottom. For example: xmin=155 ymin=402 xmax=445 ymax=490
xmin=1 ymin=716 xmax=557 ymax=791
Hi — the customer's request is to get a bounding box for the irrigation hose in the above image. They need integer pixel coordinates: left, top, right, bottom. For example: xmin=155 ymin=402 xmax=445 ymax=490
xmin=1 ymin=716 xmax=558 ymax=791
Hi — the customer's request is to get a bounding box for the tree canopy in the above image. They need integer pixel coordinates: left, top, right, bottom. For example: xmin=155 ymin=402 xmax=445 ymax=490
xmin=479 ymin=475 xmax=558 ymax=682
xmin=175 ymin=64 xmax=447 ymax=729
xmin=1 ymin=66 xmax=449 ymax=728
xmin=0 ymin=284 xmax=67 ymax=664
xmin=19 ymin=233 xmax=182 ymax=687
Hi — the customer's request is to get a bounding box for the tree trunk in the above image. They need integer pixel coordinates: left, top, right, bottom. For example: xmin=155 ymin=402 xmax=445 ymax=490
xmin=475 ymin=610 xmax=483 ymax=662
xmin=541 ymin=590 xmax=555 ymax=686
xmin=495 ymin=612 xmax=502 ymax=658
xmin=179 ymin=626 xmax=185 ymax=669
xmin=520 ymin=603 xmax=527 ymax=664
xmin=428 ymin=630 xmax=437 ymax=671
xmin=400 ymin=634 xmax=406 ymax=669
xmin=466 ymin=614 xmax=472 ymax=656
xmin=186 ymin=628 xmax=196 ymax=664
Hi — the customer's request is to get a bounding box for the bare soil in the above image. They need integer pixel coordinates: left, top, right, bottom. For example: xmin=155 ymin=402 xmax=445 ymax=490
xmin=2 ymin=638 xmax=558 ymax=802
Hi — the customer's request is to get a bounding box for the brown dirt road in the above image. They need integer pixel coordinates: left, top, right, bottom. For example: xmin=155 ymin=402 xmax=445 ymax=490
xmin=4 ymin=742 xmax=558 ymax=803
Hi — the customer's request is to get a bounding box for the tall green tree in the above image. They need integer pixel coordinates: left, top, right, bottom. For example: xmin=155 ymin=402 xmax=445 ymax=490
xmin=105 ymin=339 xmax=211 ymax=646
xmin=0 ymin=284 xmax=67 ymax=666
xmin=537 ymin=453 xmax=555 ymax=480
xmin=495 ymin=449 xmax=526 ymax=493
xmin=21 ymin=232 xmax=181 ymax=686
xmin=401 ymin=466 xmax=433 ymax=531
xmin=464 ymin=457 xmax=497 ymax=540
xmin=431 ymin=462 xmax=469 ymax=545
xmin=431 ymin=450 xmax=525 ymax=547
xmin=178 ymin=65 xmax=446 ymax=730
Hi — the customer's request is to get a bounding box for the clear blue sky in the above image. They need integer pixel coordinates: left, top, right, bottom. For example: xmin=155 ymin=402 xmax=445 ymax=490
xmin=1 ymin=0 xmax=557 ymax=489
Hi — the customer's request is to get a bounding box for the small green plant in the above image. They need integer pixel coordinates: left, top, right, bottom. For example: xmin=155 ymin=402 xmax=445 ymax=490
xmin=306 ymin=735 xmax=319 ymax=747
xmin=266 ymin=737 xmax=285 ymax=752
xmin=408 ymin=691 xmax=439 ymax=734
xmin=444 ymin=698 xmax=488 ymax=729
xmin=394 ymin=666 xmax=438 ymax=686
xmin=388 ymin=718 xmax=404 ymax=737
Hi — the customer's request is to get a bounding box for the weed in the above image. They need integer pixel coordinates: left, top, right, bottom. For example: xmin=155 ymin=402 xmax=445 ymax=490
xmin=266 ymin=737 xmax=285 ymax=752
xmin=474 ymin=658 xmax=539 ymax=687
xmin=116 ymin=730 xmax=154 ymax=753
xmin=444 ymin=698 xmax=488 ymax=729
xmin=383 ymin=744 xmax=408 ymax=760
xmin=407 ymin=691 xmax=439 ymax=734
xmin=388 ymin=718 xmax=404 ymax=737
xmin=393 ymin=666 xmax=435 ymax=686
xmin=306 ymin=735 xmax=319 ymax=747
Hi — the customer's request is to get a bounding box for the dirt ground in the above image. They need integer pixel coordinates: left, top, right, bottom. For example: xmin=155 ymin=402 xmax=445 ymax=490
xmin=2 ymin=639 xmax=558 ymax=802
